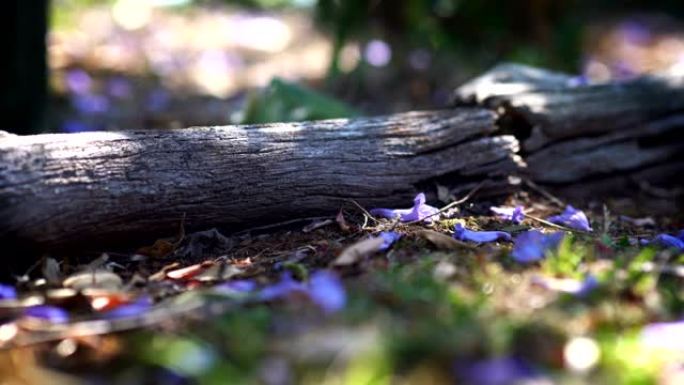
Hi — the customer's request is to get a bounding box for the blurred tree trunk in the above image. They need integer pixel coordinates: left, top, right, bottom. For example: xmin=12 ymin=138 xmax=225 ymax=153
xmin=0 ymin=0 xmax=48 ymax=135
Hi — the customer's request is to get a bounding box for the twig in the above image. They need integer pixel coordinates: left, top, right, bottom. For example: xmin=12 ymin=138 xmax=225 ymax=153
xmin=522 ymin=213 xmax=593 ymax=235
xmin=346 ymin=199 xmax=379 ymax=224
xmin=523 ymin=178 xmax=565 ymax=207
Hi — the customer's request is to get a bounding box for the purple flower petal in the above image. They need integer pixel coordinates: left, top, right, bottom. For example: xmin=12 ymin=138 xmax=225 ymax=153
xmin=106 ymin=77 xmax=132 ymax=98
xmin=641 ymin=320 xmax=684 ymax=351
xmin=641 ymin=233 xmax=684 ymax=251
xmin=453 ymin=223 xmax=511 ymax=243
xmin=511 ymin=230 xmax=564 ymax=263
xmin=490 ymin=206 xmax=524 ymax=224
xmin=219 ymin=279 xmax=257 ymax=293
xmin=370 ymin=193 xmax=439 ymax=223
xmin=24 ymin=305 xmax=69 ymax=323
xmin=455 ymin=356 xmax=540 ymax=385
xmin=378 ymin=231 xmax=401 ymax=251
xmin=547 ymin=205 xmax=592 ymax=232
xmin=102 ymin=297 xmax=152 ymax=320
xmin=258 ymin=273 xmax=306 ymax=301
xmin=72 ymin=93 xmax=110 ymax=115
xmin=65 ymin=69 xmax=92 ymax=94
xmin=0 ymin=284 xmax=16 ymax=300
xmin=308 ymin=270 xmax=346 ymax=313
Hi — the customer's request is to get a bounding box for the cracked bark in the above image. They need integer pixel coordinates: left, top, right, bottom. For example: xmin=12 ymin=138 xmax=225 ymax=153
xmin=0 ymin=109 xmax=514 ymax=251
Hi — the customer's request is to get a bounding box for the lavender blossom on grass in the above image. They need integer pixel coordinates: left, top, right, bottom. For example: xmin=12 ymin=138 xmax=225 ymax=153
xmin=547 ymin=205 xmax=592 ymax=232
xmin=258 ymin=271 xmax=346 ymax=313
xmin=0 ymin=284 xmax=16 ymax=300
xmin=103 ymin=297 xmax=152 ymax=319
xmin=24 ymin=305 xmax=69 ymax=324
xmin=490 ymin=205 xmax=524 ymax=224
xmin=453 ymin=223 xmax=511 ymax=243
xmin=640 ymin=232 xmax=684 ymax=251
xmin=378 ymin=231 xmax=401 ymax=251
xmin=65 ymin=69 xmax=92 ymax=94
xmin=307 ymin=270 xmax=346 ymax=314
xmin=370 ymin=193 xmax=439 ymax=223
xmin=455 ymin=356 xmax=541 ymax=385
xmin=511 ymin=230 xmax=565 ymax=263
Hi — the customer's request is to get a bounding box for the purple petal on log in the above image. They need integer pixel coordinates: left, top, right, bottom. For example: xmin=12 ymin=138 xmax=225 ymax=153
xmin=490 ymin=206 xmax=524 ymax=224
xmin=453 ymin=223 xmax=512 ymax=243
xmin=24 ymin=305 xmax=69 ymax=324
xmin=0 ymin=284 xmax=16 ymax=300
xmin=455 ymin=356 xmax=541 ymax=385
xmin=103 ymin=297 xmax=152 ymax=320
xmin=308 ymin=270 xmax=346 ymax=313
xmin=378 ymin=231 xmax=401 ymax=251
xmin=65 ymin=69 xmax=92 ymax=94
xmin=641 ymin=233 xmax=684 ymax=251
xmin=547 ymin=205 xmax=593 ymax=232
xmin=258 ymin=273 xmax=306 ymax=301
xmin=641 ymin=320 xmax=684 ymax=351
xmin=511 ymin=230 xmax=564 ymax=263
xmin=370 ymin=193 xmax=440 ymax=222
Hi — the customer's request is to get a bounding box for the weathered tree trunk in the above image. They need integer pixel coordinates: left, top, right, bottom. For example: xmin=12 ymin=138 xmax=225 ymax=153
xmin=453 ymin=63 xmax=684 ymax=187
xmin=0 ymin=109 xmax=516 ymax=249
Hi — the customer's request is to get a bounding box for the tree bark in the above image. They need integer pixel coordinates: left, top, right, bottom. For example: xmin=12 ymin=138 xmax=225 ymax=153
xmin=453 ymin=63 xmax=684 ymax=186
xmin=0 ymin=109 xmax=516 ymax=249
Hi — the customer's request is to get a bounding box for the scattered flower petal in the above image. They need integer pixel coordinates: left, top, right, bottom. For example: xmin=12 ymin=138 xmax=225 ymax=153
xmin=0 ymin=284 xmax=16 ymax=300
xmin=370 ymin=193 xmax=439 ymax=222
xmin=258 ymin=273 xmax=306 ymax=301
xmin=103 ymin=297 xmax=152 ymax=320
xmin=24 ymin=305 xmax=69 ymax=324
xmin=490 ymin=205 xmax=524 ymax=224
xmin=219 ymin=279 xmax=257 ymax=293
xmin=641 ymin=320 xmax=684 ymax=351
xmin=455 ymin=356 xmax=542 ymax=385
xmin=417 ymin=229 xmax=475 ymax=250
xmin=511 ymin=230 xmax=565 ymax=263
xmin=453 ymin=224 xmax=511 ymax=243
xmin=308 ymin=271 xmax=346 ymax=313
xmin=640 ymin=233 xmax=684 ymax=251
xmin=378 ymin=231 xmax=401 ymax=251
xmin=547 ymin=205 xmax=592 ymax=232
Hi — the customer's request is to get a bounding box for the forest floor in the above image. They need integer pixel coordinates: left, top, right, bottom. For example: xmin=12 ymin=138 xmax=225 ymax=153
xmin=0 ymin=186 xmax=682 ymax=385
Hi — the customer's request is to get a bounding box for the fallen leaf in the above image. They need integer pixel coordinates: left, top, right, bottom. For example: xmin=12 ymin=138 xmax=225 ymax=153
xmin=193 ymin=263 xmax=243 ymax=282
xmin=333 ymin=237 xmax=385 ymax=266
xmin=336 ymin=210 xmax=351 ymax=232
xmin=136 ymin=238 xmax=176 ymax=259
xmin=165 ymin=263 xmax=207 ymax=280
xmin=63 ymin=270 xmax=123 ymax=291
xmin=417 ymin=230 xmax=475 ymax=250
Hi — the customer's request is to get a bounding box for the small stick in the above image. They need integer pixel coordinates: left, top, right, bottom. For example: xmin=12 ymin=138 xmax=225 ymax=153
xmin=522 ymin=213 xmax=593 ymax=235
xmin=524 ymin=179 xmax=565 ymax=207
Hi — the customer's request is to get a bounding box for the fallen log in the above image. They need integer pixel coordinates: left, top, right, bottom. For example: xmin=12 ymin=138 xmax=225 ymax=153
xmin=0 ymin=109 xmax=516 ymax=249
xmin=453 ymin=63 xmax=684 ymax=186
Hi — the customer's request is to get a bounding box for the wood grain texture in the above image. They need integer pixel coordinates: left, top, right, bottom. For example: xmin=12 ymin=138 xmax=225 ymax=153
xmin=454 ymin=63 xmax=684 ymax=185
xmin=0 ymin=109 xmax=512 ymax=248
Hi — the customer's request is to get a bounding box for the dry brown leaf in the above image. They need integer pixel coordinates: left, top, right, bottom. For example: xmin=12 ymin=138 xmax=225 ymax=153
xmin=333 ymin=237 xmax=385 ymax=266
xmin=63 ymin=270 xmax=123 ymax=291
xmin=417 ymin=230 xmax=476 ymax=251
xmin=336 ymin=210 xmax=351 ymax=232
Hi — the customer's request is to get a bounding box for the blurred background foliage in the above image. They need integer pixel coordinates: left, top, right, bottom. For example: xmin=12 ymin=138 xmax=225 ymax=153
xmin=9 ymin=0 xmax=684 ymax=132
